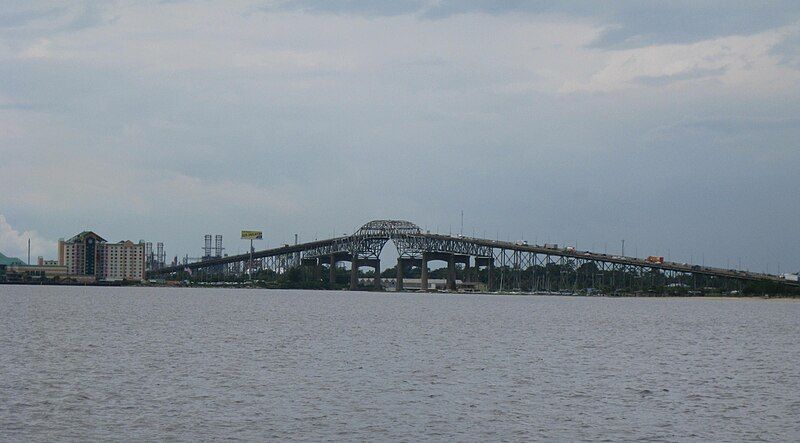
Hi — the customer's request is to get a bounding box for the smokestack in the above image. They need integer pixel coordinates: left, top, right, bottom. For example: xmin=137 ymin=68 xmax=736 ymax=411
xmin=157 ymin=242 xmax=165 ymax=268
xmin=214 ymin=235 xmax=223 ymax=258
xmin=204 ymin=234 xmax=212 ymax=259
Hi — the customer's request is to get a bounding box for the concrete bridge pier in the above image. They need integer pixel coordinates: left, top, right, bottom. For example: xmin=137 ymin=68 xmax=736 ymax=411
xmin=396 ymin=257 xmax=404 ymax=291
xmin=350 ymin=256 xmax=359 ymax=290
xmin=396 ymin=257 xmax=423 ymax=292
xmin=373 ymin=259 xmax=381 ymax=289
xmin=475 ymin=256 xmax=494 ymax=291
xmin=329 ymin=254 xmax=336 ymax=287
xmin=447 ymin=254 xmax=456 ymax=291
xmin=346 ymin=257 xmax=381 ymax=290
xmin=488 ymin=259 xmax=494 ymax=291
xmin=421 ymin=252 xmax=429 ymax=292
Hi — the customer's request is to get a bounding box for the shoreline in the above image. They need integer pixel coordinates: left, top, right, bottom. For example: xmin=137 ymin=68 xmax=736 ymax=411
xmin=2 ymin=281 xmax=798 ymax=299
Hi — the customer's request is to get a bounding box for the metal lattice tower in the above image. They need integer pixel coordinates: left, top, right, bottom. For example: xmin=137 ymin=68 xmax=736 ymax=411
xmin=145 ymin=242 xmax=153 ymax=270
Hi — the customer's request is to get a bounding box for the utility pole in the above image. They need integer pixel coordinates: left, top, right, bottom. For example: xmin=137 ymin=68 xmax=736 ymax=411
xmin=621 ymin=239 xmax=625 ymax=257
xmin=27 ymin=238 xmax=31 ymax=265
xmin=460 ymin=210 xmax=463 ymax=236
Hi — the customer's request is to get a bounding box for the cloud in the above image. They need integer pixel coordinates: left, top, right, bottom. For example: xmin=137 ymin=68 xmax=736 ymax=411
xmin=266 ymin=0 xmax=800 ymax=48
xmin=61 ymin=1 xmax=108 ymax=32
xmin=0 ymin=155 xmax=301 ymax=218
xmin=644 ymin=115 xmax=800 ymax=165
xmin=633 ymin=67 xmax=727 ymax=87
xmin=0 ymin=4 xmax=66 ymax=28
xmin=585 ymin=2 xmax=800 ymax=49
xmin=267 ymin=0 xmax=426 ymax=18
xmin=770 ymin=25 xmax=800 ymax=68
xmin=678 ymin=116 xmax=800 ymax=133
xmin=18 ymin=37 xmax=53 ymax=58
xmin=155 ymin=173 xmax=303 ymax=215
xmin=0 ymin=101 xmax=36 ymax=110
xmin=0 ymin=1 xmax=110 ymax=43
xmin=0 ymin=214 xmax=55 ymax=261
xmin=0 ymin=1 xmax=798 ymax=271
xmin=559 ymin=29 xmax=799 ymax=93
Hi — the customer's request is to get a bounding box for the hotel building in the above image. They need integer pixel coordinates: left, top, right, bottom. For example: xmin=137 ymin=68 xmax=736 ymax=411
xmin=58 ymin=231 xmax=146 ymax=282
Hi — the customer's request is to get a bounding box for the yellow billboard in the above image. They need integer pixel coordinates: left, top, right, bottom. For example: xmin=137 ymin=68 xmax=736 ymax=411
xmin=241 ymin=230 xmax=263 ymax=240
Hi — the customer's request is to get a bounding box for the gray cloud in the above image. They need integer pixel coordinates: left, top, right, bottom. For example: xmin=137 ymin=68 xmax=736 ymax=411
xmin=0 ymin=1 xmax=798 ymax=273
xmin=771 ymin=29 xmax=800 ymax=68
xmin=633 ymin=67 xmax=727 ymax=87
xmin=0 ymin=0 xmax=110 ymax=39
xmin=0 ymin=5 xmax=66 ymax=28
xmin=0 ymin=102 xmax=37 ymax=110
xmin=584 ymin=1 xmax=800 ymax=49
xmin=61 ymin=2 xmax=109 ymax=32
xmin=678 ymin=116 xmax=800 ymax=133
xmin=267 ymin=0 xmax=800 ymax=48
xmin=268 ymin=0 xmax=426 ymax=17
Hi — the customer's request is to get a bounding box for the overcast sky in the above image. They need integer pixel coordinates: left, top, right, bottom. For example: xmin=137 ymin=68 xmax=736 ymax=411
xmin=1 ymin=1 xmax=799 ymax=273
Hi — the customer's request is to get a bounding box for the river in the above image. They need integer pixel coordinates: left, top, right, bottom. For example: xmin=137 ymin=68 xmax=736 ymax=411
xmin=1 ymin=285 xmax=798 ymax=441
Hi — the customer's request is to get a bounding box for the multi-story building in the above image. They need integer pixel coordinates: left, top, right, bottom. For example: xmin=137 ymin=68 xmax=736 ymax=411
xmin=59 ymin=231 xmax=104 ymax=277
xmin=102 ymin=240 xmax=146 ymax=281
xmin=58 ymin=231 xmax=146 ymax=282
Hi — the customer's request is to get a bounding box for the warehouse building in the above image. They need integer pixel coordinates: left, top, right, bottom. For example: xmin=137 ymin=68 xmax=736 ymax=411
xmin=0 ymin=252 xmax=26 ymax=281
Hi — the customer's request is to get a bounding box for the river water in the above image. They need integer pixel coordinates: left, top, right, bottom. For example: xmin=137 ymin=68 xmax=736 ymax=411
xmin=1 ymin=286 xmax=798 ymax=441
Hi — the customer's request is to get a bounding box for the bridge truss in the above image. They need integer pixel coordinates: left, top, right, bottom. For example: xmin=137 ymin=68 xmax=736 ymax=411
xmin=148 ymin=220 xmax=798 ymax=293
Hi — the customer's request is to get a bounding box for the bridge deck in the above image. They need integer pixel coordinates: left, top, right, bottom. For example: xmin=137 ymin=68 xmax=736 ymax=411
xmin=422 ymin=234 xmax=796 ymax=286
xmin=148 ymin=232 xmax=797 ymax=287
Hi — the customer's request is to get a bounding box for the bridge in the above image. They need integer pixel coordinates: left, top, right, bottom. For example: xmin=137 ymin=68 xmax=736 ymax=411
xmin=148 ymin=220 xmax=798 ymax=292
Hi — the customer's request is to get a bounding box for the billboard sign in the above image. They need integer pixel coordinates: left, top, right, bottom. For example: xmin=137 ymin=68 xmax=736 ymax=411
xmin=241 ymin=230 xmax=263 ymax=240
